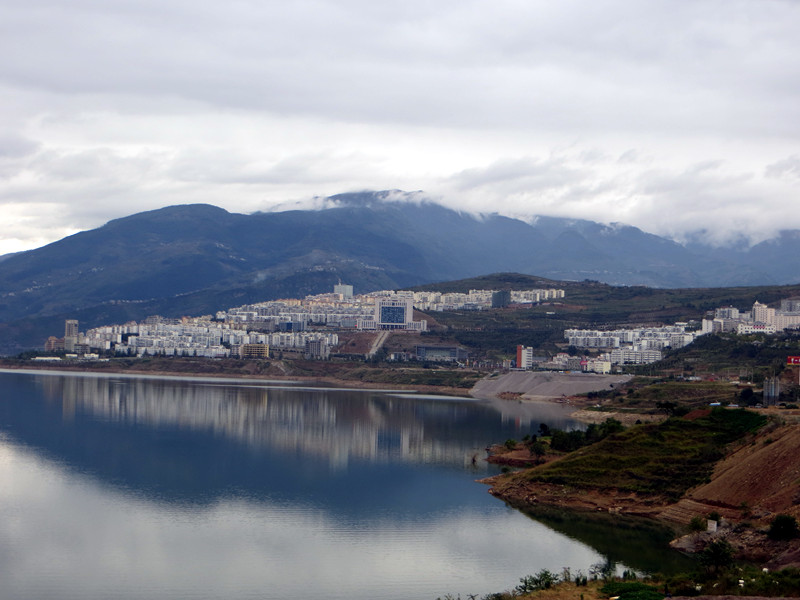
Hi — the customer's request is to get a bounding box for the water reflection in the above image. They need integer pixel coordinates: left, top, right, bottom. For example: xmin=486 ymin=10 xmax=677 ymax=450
xmin=29 ymin=371 xmax=579 ymax=470
xmin=519 ymin=506 xmax=695 ymax=575
xmin=0 ymin=371 xmax=687 ymax=600
xmin=1 ymin=371 xmax=580 ymax=509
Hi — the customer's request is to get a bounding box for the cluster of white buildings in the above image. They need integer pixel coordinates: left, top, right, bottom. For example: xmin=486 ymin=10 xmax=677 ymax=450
xmin=702 ymin=299 xmax=800 ymax=336
xmin=565 ymin=324 xmax=696 ymax=351
xmin=218 ymin=290 xmax=426 ymax=332
xmin=514 ymin=323 xmax=700 ymax=372
xmin=515 ymin=346 xmax=614 ymax=373
xmin=84 ymin=316 xmax=339 ymax=359
xmin=412 ymin=288 xmax=564 ymax=311
xmin=562 ymin=323 xmax=698 ymax=366
xmin=74 ymin=285 xmax=430 ymax=359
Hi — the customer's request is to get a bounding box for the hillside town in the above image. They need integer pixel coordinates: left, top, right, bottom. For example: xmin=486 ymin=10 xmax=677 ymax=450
xmin=535 ymin=298 xmax=800 ymax=373
xmin=41 ymin=285 xmax=564 ymax=362
xmin=39 ymin=286 xmax=800 ymax=378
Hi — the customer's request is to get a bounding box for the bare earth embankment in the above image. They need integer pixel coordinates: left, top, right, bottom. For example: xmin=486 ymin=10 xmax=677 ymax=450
xmin=470 ymin=370 xmax=632 ymax=402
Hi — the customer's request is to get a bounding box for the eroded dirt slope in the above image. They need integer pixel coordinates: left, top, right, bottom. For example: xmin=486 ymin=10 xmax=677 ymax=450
xmin=668 ymin=417 xmax=800 ymax=523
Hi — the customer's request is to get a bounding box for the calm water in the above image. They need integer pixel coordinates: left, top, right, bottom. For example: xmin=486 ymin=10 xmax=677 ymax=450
xmin=0 ymin=370 xmax=688 ymax=599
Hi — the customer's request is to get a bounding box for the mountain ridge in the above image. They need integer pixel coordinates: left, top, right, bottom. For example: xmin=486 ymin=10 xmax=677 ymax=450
xmin=1 ymin=190 xmax=800 ymax=353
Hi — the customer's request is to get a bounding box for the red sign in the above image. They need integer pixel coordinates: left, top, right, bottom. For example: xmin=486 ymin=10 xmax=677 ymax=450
xmin=788 ymin=356 xmax=800 ymax=365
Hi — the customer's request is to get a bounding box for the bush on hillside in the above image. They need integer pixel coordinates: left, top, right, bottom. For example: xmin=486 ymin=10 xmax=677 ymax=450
xmin=768 ymin=514 xmax=800 ymax=541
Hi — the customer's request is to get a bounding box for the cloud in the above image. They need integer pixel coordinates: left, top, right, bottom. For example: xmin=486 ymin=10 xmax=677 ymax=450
xmin=765 ymin=156 xmax=800 ymax=180
xmin=1 ymin=0 xmax=800 ymax=253
xmin=431 ymin=149 xmax=800 ymax=247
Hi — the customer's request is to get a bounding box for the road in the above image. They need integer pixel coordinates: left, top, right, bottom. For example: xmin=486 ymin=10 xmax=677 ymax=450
xmin=367 ymin=330 xmax=391 ymax=358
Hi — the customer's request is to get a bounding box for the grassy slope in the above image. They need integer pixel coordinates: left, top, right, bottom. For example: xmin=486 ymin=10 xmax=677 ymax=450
xmin=502 ymin=408 xmax=766 ymax=502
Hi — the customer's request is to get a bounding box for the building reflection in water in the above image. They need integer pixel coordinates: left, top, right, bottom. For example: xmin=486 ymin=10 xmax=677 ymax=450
xmin=33 ymin=374 xmax=573 ymax=472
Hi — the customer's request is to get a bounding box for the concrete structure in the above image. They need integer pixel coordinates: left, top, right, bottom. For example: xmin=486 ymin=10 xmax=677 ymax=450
xmin=516 ymin=345 xmax=545 ymax=370
xmin=607 ymin=348 xmax=663 ymax=364
xmin=44 ymin=336 xmax=65 ymax=352
xmin=64 ymin=319 xmax=79 ymax=352
xmin=737 ymin=322 xmax=777 ymax=335
xmin=764 ymin=376 xmax=781 ymax=406
xmin=359 ymin=293 xmax=427 ymax=331
xmin=412 ymin=288 xmax=565 ymax=311
xmin=305 ymin=338 xmax=331 ymax=359
xmin=375 ymin=294 xmax=413 ymax=329
xmin=415 ymin=345 xmax=468 ymax=363
xmin=701 ymin=298 xmax=800 ymax=336
xmin=334 ymin=283 xmax=354 ymax=299
xmin=239 ymin=343 xmax=270 ymax=359
xmin=565 ymin=323 xmax=694 ymax=365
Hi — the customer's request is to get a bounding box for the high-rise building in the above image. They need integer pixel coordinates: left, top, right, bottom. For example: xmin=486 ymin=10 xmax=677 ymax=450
xmin=516 ymin=345 xmax=536 ymax=369
xmin=375 ymin=295 xmax=413 ymax=329
xmin=64 ymin=319 xmax=79 ymax=352
xmin=333 ymin=283 xmax=353 ymax=299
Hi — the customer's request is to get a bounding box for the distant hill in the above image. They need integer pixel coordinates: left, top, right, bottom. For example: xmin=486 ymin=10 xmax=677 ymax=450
xmin=2 ymin=190 xmax=800 ymax=353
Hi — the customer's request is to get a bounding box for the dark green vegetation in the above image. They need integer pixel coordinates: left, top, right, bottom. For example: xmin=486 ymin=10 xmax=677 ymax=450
xmin=444 ymin=564 xmax=800 ymax=600
xmin=600 ymin=580 xmax=663 ymax=600
xmin=545 ymin=418 xmax=625 ymax=452
xmin=3 ymin=191 xmax=800 ymax=354
xmin=768 ymin=514 xmax=800 ymax=541
xmin=516 ymin=408 xmax=766 ymax=501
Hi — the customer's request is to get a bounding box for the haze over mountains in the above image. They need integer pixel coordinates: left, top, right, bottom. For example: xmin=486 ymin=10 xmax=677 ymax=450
xmin=1 ymin=190 xmax=799 ymax=354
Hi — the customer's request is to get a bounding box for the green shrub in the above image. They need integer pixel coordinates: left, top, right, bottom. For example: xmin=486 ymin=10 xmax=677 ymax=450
xmin=768 ymin=514 xmax=800 ymax=541
xmin=699 ymin=539 xmax=734 ymax=573
xmin=688 ymin=515 xmax=706 ymax=533
xmin=600 ymin=581 xmax=662 ymax=600
xmin=516 ymin=569 xmax=559 ymax=594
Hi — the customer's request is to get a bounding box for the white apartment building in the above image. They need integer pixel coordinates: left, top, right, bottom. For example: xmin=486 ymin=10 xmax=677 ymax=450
xmin=565 ymin=323 xmax=692 ymax=366
xmin=412 ymin=288 xmax=565 ymax=311
xmin=701 ymin=298 xmax=800 ymax=335
xmin=607 ymin=348 xmax=663 ymax=364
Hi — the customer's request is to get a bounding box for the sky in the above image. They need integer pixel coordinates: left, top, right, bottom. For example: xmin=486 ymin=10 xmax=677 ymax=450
xmin=1 ymin=0 xmax=800 ymax=255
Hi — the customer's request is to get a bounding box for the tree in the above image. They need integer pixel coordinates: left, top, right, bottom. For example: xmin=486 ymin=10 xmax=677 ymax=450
xmin=768 ymin=514 xmax=799 ymax=541
xmin=688 ymin=515 xmax=706 ymax=533
xmin=550 ymin=429 xmax=582 ymax=452
xmin=599 ymin=417 xmax=624 ymax=438
xmin=699 ymin=539 xmax=734 ymax=574
xmin=739 ymin=387 xmax=756 ymax=405
xmin=656 ymin=401 xmax=678 ymax=417
xmin=528 ymin=440 xmax=546 ymax=463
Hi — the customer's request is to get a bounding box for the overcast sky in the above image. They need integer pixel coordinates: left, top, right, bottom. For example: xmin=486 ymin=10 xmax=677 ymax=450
xmin=2 ymin=0 xmax=799 ymax=254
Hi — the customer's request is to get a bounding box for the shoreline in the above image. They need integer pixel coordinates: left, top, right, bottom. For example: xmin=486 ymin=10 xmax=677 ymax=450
xmin=0 ymin=361 xmax=476 ymax=397
xmin=480 ymin=472 xmax=671 ymax=519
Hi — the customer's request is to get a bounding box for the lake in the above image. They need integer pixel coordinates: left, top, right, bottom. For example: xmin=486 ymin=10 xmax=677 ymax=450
xmin=0 ymin=370 xmax=689 ymax=599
